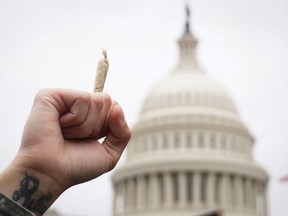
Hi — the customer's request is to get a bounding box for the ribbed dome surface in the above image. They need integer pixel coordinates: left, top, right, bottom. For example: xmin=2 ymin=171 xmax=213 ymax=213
xmin=141 ymin=72 xmax=238 ymax=116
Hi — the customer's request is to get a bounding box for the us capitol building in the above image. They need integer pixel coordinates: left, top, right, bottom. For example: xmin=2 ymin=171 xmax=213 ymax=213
xmin=111 ymin=9 xmax=269 ymax=216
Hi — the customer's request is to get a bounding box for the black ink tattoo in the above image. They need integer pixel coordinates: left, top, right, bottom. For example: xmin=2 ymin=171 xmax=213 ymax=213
xmin=12 ymin=173 xmax=53 ymax=214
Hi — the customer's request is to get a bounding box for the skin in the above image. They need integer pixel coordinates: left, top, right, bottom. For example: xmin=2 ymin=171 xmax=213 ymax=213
xmin=0 ymin=88 xmax=131 ymax=215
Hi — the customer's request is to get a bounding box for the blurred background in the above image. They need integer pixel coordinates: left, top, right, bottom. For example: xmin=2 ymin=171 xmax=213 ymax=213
xmin=0 ymin=0 xmax=288 ymax=215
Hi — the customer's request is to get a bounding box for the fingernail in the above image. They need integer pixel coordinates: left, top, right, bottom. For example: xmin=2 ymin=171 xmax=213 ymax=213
xmin=117 ymin=105 xmax=126 ymax=125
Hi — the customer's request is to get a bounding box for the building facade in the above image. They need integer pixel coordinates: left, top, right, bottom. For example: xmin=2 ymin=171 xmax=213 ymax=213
xmin=111 ymin=11 xmax=269 ymax=216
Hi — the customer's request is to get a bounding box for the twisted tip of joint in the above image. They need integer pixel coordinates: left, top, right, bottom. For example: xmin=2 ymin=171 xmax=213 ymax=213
xmin=102 ymin=49 xmax=107 ymax=59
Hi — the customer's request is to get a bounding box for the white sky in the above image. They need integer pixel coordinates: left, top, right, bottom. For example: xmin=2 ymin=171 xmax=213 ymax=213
xmin=0 ymin=0 xmax=288 ymax=215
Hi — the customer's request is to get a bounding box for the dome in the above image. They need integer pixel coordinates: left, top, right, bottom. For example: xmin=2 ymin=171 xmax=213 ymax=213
xmin=136 ymin=29 xmax=247 ymax=138
xmin=141 ymin=72 xmax=238 ymax=117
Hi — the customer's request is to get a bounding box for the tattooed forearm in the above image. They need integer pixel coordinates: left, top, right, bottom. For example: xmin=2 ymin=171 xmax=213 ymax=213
xmin=12 ymin=173 xmax=53 ymax=214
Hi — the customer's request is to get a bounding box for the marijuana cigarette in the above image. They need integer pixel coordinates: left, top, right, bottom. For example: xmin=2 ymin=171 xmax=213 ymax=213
xmin=94 ymin=49 xmax=109 ymax=92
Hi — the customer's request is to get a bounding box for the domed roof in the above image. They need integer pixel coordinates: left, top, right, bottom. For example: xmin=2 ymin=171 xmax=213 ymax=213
xmin=149 ymin=72 xmax=229 ymax=95
xmin=132 ymin=17 xmax=252 ymax=140
xmin=142 ymin=71 xmax=237 ymax=112
xmin=140 ymin=30 xmax=238 ymax=118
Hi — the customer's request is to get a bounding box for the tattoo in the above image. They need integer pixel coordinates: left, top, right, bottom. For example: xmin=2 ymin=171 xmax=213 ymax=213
xmin=12 ymin=172 xmax=53 ymax=214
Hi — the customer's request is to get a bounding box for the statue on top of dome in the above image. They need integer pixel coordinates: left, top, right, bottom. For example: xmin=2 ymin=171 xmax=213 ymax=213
xmin=185 ymin=5 xmax=191 ymax=33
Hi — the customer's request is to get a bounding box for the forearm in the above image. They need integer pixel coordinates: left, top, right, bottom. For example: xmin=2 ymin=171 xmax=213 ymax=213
xmin=0 ymin=163 xmax=62 ymax=216
xmin=0 ymin=192 xmax=35 ymax=216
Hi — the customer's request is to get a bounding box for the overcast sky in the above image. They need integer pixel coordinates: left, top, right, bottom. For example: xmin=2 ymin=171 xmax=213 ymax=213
xmin=0 ymin=0 xmax=288 ymax=215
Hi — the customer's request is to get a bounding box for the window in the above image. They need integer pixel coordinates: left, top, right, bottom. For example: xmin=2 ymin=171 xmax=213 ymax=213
xmin=172 ymin=173 xmax=179 ymax=202
xmin=163 ymin=133 xmax=168 ymax=149
xmin=186 ymin=132 xmax=192 ymax=148
xmin=230 ymin=135 xmax=236 ymax=152
xmin=187 ymin=173 xmax=193 ymax=201
xmin=198 ymin=132 xmax=204 ymax=148
xmin=221 ymin=134 xmax=227 ymax=150
xmin=210 ymin=133 xmax=216 ymax=149
xmin=174 ymin=133 xmax=180 ymax=148
xmin=143 ymin=136 xmax=148 ymax=152
xmin=152 ymin=135 xmax=158 ymax=150
xmin=158 ymin=174 xmax=164 ymax=204
xmin=200 ymin=173 xmax=207 ymax=203
xmin=215 ymin=174 xmax=221 ymax=204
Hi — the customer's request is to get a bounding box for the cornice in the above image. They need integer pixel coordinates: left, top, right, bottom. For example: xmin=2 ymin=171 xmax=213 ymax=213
xmin=132 ymin=114 xmax=253 ymax=141
xmin=112 ymin=156 xmax=268 ymax=183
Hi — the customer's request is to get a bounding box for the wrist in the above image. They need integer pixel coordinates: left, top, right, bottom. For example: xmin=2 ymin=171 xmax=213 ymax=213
xmin=0 ymin=163 xmax=62 ymax=215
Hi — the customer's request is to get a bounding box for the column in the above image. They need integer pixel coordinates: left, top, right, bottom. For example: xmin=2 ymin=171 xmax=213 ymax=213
xmin=263 ymin=182 xmax=268 ymax=216
xmin=179 ymin=172 xmax=187 ymax=207
xmin=164 ymin=172 xmax=173 ymax=208
xmin=251 ymin=180 xmax=256 ymax=210
xmin=207 ymin=172 xmax=216 ymax=207
xmin=136 ymin=175 xmax=145 ymax=210
xmin=256 ymin=181 xmax=266 ymax=215
xmin=244 ymin=178 xmax=253 ymax=210
xmin=149 ymin=173 xmax=160 ymax=209
xmin=220 ymin=174 xmax=229 ymax=208
xmin=243 ymin=178 xmax=249 ymax=209
xmin=113 ymin=183 xmax=118 ymax=216
xmin=230 ymin=176 xmax=235 ymax=208
xmin=123 ymin=181 xmax=129 ymax=212
xmin=226 ymin=175 xmax=232 ymax=208
xmin=193 ymin=171 xmax=201 ymax=206
xmin=234 ymin=175 xmax=244 ymax=209
xmin=126 ymin=178 xmax=135 ymax=211
xmin=114 ymin=181 xmax=126 ymax=215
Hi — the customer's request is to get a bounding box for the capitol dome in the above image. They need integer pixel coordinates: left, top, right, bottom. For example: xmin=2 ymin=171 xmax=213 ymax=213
xmin=142 ymin=71 xmax=238 ymax=114
xmin=112 ymin=9 xmax=268 ymax=216
xmin=140 ymin=71 xmax=239 ymax=125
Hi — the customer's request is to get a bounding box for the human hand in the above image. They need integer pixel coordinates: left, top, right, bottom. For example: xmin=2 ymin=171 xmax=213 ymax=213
xmin=0 ymin=89 xmax=131 ymax=215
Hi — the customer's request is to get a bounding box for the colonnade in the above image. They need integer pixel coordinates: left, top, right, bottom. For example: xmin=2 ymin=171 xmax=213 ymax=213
xmin=113 ymin=171 xmax=267 ymax=215
xmin=128 ymin=130 xmax=253 ymax=160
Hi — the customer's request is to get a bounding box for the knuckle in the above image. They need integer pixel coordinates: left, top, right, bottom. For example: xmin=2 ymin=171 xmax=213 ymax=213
xmin=107 ymin=157 xmax=118 ymax=172
xmin=63 ymin=126 xmax=93 ymax=139
xmin=34 ymin=88 xmax=55 ymax=104
xmin=78 ymin=126 xmax=93 ymax=138
xmin=101 ymin=92 xmax=112 ymax=106
xmin=71 ymin=112 xmax=84 ymax=124
xmin=82 ymin=92 xmax=91 ymax=104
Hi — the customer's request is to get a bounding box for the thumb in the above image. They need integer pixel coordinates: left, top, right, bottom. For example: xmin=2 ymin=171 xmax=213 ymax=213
xmin=102 ymin=104 xmax=131 ymax=171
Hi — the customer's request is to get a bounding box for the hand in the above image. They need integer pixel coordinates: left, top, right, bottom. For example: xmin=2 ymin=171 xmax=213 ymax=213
xmin=0 ymin=88 xmax=131 ymax=215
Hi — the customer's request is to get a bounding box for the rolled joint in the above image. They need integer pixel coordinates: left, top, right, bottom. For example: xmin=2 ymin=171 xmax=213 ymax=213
xmin=94 ymin=49 xmax=109 ymax=92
